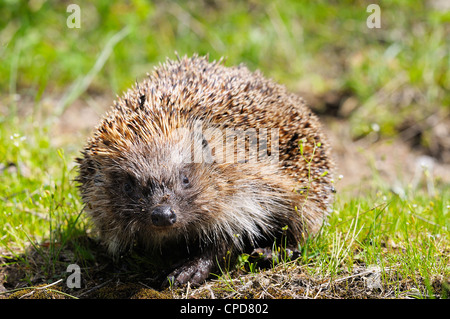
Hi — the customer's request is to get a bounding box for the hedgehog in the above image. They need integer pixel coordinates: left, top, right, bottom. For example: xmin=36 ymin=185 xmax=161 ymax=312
xmin=76 ymin=55 xmax=334 ymax=286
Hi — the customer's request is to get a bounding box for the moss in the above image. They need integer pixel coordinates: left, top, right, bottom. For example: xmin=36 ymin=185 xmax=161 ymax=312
xmin=131 ymin=288 xmax=172 ymax=299
xmin=8 ymin=284 xmax=68 ymax=299
xmin=89 ymin=282 xmax=174 ymax=299
xmin=93 ymin=283 xmax=142 ymax=299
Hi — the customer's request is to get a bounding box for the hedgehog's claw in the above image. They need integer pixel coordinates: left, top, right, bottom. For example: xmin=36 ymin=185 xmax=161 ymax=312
xmin=164 ymin=256 xmax=214 ymax=288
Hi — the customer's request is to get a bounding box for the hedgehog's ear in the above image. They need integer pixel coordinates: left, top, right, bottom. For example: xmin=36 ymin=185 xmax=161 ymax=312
xmin=190 ymin=131 xmax=214 ymax=164
xmin=201 ymin=127 xmax=225 ymax=165
xmin=201 ymin=134 xmax=214 ymax=164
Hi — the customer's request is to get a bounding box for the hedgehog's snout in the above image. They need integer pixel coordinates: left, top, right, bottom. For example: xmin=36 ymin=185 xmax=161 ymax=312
xmin=151 ymin=205 xmax=177 ymax=227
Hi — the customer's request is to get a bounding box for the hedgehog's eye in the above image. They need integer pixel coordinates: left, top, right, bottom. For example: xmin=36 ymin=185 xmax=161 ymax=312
xmin=181 ymin=173 xmax=190 ymax=188
xmin=122 ymin=174 xmax=137 ymax=196
xmin=123 ymin=182 xmax=134 ymax=196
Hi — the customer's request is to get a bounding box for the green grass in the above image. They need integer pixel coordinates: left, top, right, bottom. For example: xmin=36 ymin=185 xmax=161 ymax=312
xmin=227 ymin=188 xmax=449 ymax=298
xmin=0 ymin=117 xmax=89 ymax=284
xmin=1 ymin=0 xmax=449 ymax=298
xmin=320 ymin=191 xmax=449 ymax=296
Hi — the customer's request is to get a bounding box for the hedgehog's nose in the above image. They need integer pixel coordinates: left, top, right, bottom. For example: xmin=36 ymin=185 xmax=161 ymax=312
xmin=151 ymin=205 xmax=177 ymax=227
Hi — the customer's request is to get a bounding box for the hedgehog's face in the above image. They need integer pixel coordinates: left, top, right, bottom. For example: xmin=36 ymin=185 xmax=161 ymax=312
xmin=107 ymin=164 xmax=203 ymax=230
xmin=93 ymin=132 xmax=218 ymax=239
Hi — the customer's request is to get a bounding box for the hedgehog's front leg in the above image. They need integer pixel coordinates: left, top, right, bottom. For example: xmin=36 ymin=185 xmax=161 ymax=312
xmin=166 ymin=255 xmax=215 ymax=287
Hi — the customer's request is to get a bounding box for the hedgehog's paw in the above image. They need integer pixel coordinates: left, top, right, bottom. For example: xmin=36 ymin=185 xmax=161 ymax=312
xmin=164 ymin=257 xmax=214 ymax=287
